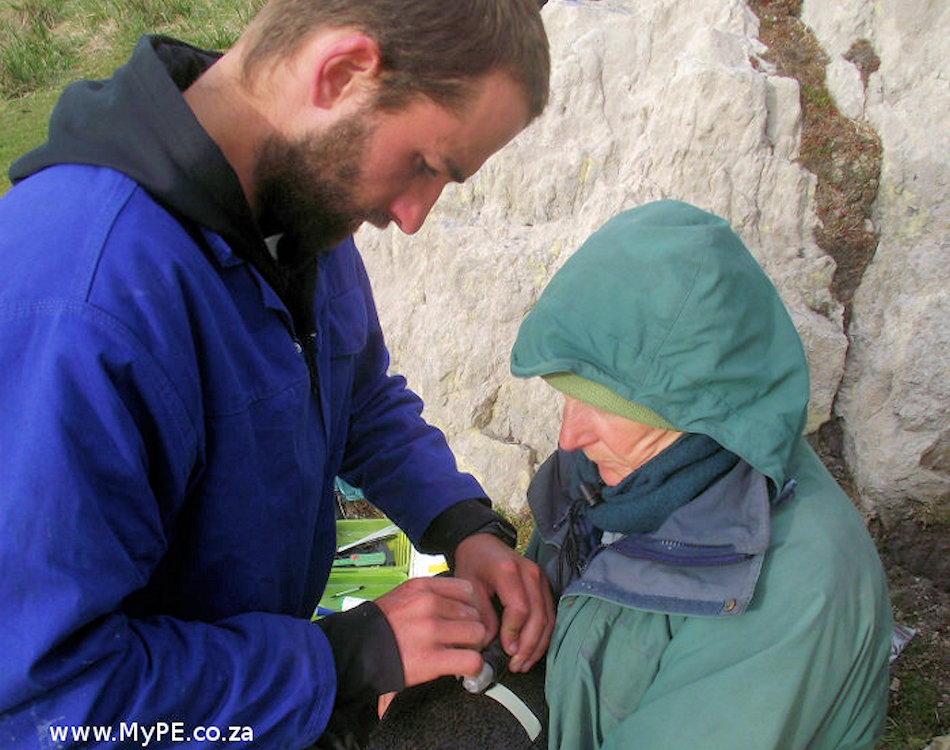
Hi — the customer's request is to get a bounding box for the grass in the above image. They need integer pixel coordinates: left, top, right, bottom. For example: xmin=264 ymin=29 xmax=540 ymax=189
xmin=498 ymin=507 xmax=537 ymax=554
xmin=0 ymin=0 xmax=78 ymax=98
xmin=882 ymin=670 xmax=944 ymax=749
xmin=0 ymin=0 xmax=263 ymax=192
xmin=0 ymin=87 xmax=59 ymax=171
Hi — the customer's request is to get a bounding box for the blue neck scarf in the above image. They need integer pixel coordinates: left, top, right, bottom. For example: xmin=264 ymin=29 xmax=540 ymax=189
xmin=571 ymin=433 xmax=740 ymax=536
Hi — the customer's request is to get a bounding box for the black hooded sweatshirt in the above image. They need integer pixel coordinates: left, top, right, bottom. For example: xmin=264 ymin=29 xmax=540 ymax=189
xmin=10 ymin=35 xmax=317 ymax=339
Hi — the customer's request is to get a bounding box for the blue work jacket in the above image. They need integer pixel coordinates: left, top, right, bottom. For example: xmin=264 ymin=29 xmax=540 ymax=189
xmin=0 ymin=164 xmax=483 ymax=747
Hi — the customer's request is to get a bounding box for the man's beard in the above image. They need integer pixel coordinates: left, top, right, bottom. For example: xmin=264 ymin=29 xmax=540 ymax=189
xmin=252 ymin=113 xmax=387 ymax=263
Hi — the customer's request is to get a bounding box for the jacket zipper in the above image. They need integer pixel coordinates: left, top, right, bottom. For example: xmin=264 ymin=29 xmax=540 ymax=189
xmin=610 ymin=537 xmax=752 ymax=567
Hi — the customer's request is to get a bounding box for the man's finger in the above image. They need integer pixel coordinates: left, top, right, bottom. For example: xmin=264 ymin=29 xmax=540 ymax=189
xmin=425 ymin=646 xmax=485 ymax=681
xmin=413 ymin=575 xmax=478 ymax=604
xmin=427 ymin=616 xmax=488 ymax=650
xmin=469 ymin=580 xmax=500 ymax=648
xmin=511 ymin=569 xmax=555 ymax=671
xmin=376 ymin=576 xmax=481 ymax=621
xmin=499 ymin=561 xmax=555 ymax=672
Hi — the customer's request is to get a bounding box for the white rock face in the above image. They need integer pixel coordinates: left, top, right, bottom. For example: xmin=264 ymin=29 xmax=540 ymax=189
xmin=804 ymin=0 xmax=950 ymax=518
xmin=358 ymin=0 xmax=946 ymax=517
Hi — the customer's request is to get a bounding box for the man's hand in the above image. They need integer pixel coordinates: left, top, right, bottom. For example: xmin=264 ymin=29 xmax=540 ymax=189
xmin=373 ymin=576 xmax=486 ymax=688
xmin=452 ymin=533 xmax=555 ymax=673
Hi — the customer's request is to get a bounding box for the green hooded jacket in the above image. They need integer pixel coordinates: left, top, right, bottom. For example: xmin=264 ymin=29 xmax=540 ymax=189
xmin=510 ymin=201 xmax=893 ymax=749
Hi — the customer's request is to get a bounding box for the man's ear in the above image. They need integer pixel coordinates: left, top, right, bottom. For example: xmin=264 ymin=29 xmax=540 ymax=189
xmin=311 ymin=32 xmax=381 ymax=110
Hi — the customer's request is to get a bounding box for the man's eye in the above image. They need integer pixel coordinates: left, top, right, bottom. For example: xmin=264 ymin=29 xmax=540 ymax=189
xmin=418 ymin=158 xmax=438 ymax=177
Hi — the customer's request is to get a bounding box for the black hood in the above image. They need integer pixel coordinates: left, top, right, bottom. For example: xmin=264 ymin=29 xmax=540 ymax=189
xmin=11 ymin=35 xmax=316 ymax=340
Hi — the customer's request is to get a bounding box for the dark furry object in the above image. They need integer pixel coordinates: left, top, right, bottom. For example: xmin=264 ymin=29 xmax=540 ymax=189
xmin=363 ymin=663 xmax=547 ymax=750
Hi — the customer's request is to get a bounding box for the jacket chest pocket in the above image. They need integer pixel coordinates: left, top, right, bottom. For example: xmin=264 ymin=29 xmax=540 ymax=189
xmin=325 ymin=286 xmax=368 ymax=357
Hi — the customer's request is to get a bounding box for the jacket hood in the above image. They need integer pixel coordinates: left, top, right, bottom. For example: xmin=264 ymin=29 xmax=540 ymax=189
xmin=510 ymin=200 xmax=809 ymax=489
xmin=9 ymin=35 xmax=263 ymax=264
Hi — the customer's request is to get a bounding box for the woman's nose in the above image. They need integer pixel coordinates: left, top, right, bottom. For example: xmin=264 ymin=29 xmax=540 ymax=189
xmin=558 ymin=397 xmax=593 ymax=451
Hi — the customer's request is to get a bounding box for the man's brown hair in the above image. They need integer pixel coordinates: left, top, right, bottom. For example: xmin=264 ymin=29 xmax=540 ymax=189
xmin=240 ymin=0 xmax=550 ymax=120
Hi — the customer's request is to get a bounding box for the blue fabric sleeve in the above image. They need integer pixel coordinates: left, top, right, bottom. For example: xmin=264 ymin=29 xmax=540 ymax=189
xmin=0 ymin=303 xmax=334 ymax=748
xmin=335 ymin=249 xmax=489 ymax=546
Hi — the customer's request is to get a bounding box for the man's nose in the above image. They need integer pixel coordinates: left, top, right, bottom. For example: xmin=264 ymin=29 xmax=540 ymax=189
xmin=388 ymin=182 xmax=445 ymax=235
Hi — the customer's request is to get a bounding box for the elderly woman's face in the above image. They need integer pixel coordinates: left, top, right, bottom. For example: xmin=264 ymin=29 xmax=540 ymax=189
xmin=558 ymin=397 xmax=683 ymax=486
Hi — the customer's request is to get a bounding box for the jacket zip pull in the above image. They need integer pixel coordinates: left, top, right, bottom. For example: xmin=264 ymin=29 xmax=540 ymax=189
xmin=579 ymin=481 xmax=602 ymax=507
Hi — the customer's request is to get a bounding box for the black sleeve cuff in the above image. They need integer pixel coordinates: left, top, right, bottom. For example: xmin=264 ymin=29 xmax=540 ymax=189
xmin=418 ymin=498 xmax=518 ymax=560
xmin=315 ymin=601 xmax=404 ymax=708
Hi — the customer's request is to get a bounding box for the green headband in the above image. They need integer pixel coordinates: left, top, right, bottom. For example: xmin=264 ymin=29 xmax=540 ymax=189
xmin=543 ymin=372 xmax=676 ymax=431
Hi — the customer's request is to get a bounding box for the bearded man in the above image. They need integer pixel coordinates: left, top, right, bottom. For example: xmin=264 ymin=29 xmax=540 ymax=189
xmin=0 ymin=1 xmax=552 ymax=746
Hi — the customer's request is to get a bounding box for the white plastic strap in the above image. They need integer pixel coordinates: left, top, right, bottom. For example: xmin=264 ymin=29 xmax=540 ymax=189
xmin=484 ymin=683 xmax=542 ymax=742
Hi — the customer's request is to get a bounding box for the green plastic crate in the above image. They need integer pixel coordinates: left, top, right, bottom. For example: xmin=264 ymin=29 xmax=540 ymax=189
xmin=314 ymin=519 xmax=410 ymax=617
xmin=332 ymin=519 xmax=410 ymax=575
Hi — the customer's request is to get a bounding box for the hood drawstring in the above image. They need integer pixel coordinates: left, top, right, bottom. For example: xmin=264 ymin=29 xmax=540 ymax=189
xmin=555 ymin=482 xmax=602 ymax=593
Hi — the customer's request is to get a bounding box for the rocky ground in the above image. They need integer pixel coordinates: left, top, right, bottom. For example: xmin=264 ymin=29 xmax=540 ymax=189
xmin=882 ymin=557 xmax=950 ymax=747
